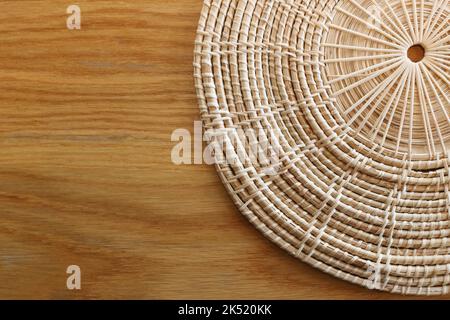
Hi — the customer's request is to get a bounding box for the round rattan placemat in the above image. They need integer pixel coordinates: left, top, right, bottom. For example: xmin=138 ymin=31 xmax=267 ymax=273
xmin=193 ymin=0 xmax=450 ymax=295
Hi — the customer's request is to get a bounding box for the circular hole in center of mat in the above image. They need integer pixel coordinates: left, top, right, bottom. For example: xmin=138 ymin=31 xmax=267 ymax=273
xmin=407 ymin=44 xmax=425 ymax=62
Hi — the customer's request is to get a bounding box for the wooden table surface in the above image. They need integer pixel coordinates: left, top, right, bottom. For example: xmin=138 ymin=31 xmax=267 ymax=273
xmin=0 ymin=0 xmax=448 ymax=299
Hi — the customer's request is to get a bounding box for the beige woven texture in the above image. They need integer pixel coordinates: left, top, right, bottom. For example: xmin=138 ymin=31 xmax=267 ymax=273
xmin=194 ymin=0 xmax=450 ymax=295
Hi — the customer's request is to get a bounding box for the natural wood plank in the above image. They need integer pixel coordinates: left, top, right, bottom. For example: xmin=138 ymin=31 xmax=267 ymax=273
xmin=0 ymin=0 xmax=447 ymax=299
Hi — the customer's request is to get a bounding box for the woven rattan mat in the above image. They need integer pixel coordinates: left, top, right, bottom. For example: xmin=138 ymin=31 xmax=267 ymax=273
xmin=194 ymin=0 xmax=449 ymax=295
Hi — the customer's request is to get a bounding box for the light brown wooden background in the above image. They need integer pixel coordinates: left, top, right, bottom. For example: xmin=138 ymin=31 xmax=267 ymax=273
xmin=0 ymin=0 xmax=447 ymax=299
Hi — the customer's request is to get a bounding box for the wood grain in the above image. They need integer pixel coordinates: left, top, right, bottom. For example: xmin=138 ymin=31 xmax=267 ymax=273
xmin=0 ymin=0 xmax=447 ymax=299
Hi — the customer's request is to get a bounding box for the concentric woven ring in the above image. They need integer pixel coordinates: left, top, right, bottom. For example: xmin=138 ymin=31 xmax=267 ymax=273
xmin=194 ymin=0 xmax=450 ymax=295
